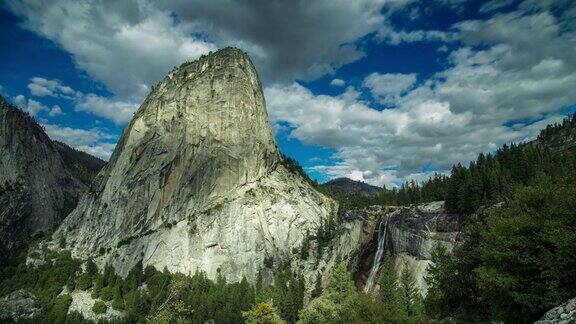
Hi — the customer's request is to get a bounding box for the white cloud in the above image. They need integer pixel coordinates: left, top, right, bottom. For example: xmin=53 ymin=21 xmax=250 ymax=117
xmin=6 ymin=0 xmax=576 ymax=186
xmin=7 ymin=1 xmax=217 ymax=101
xmin=49 ymin=105 xmax=64 ymax=116
xmin=75 ymin=94 xmax=138 ymax=125
xmin=26 ymin=77 xmax=138 ymax=124
xmin=330 ymin=78 xmax=345 ymax=87
xmin=28 ymin=77 xmax=77 ymax=98
xmin=363 ymin=73 xmax=417 ymax=104
xmin=42 ymin=123 xmax=117 ymax=160
xmin=266 ymin=1 xmax=576 ymax=186
xmin=14 ymin=94 xmax=48 ymax=116
xmin=6 ymin=0 xmax=412 ymax=102
xmin=377 ymin=28 xmax=457 ymax=45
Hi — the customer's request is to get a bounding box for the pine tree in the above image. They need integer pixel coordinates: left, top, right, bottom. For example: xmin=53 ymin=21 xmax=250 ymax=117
xmin=378 ymin=252 xmax=407 ymax=316
xmin=311 ymin=273 xmax=323 ymax=299
xmin=91 ymin=274 xmax=102 ymax=298
xmin=112 ymin=285 xmax=124 ymax=310
xmin=400 ymin=263 xmax=419 ymax=316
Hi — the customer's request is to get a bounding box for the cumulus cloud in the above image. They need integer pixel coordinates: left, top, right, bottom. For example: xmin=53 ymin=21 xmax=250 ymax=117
xmin=26 ymin=77 xmax=138 ymax=124
xmin=377 ymin=28 xmax=457 ymax=45
xmin=14 ymin=94 xmax=47 ymax=116
xmin=75 ymin=94 xmax=138 ymax=125
xmin=363 ymin=73 xmax=417 ymax=104
xmin=265 ymin=2 xmax=576 ymax=187
xmin=7 ymin=0 xmax=217 ymax=100
xmin=479 ymin=0 xmax=515 ymax=14
xmin=28 ymin=77 xmax=77 ymax=98
xmin=6 ymin=0 xmax=576 ymax=187
xmin=42 ymin=123 xmax=117 ymax=160
xmin=160 ymin=0 xmax=412 ymax=83
xmin=48 ymin=105 xmax=63 ymax=116
xmin=330 ymin=79 xmax=346 ymax=87
xmin=6 ymin=0 xmax=411 ymax=101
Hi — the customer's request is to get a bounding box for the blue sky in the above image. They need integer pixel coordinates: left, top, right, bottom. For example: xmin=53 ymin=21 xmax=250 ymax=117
xmin=1 ymin=0 xmax=575 ymax=188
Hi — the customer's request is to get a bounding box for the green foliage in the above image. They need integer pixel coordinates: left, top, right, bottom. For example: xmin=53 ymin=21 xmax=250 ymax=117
xmin=300 ymin=234 xmax=311 ymax=260
xmin=273 ymin=267 xmax=305 ymax=323
xmin=52 ymin=294 xmax=73 ymax=322
xmin=112 ymin=285 xmax=124 ymax=310
xmin=311 ymin=273 xmax=323 ymax=299
xmin=0 ymin=249 xmax=81 ymax=322
xmin=378 ymin=252 xmax=407 ymax=316
xmin=242 ymin=302 xmax=286 ymax=324
xmin=426 ymin=169 xmax=576 ymax=322
xmin=299 ymin=261 xmax=427 ymax=324
xmin=77 ymin=272 xmax=91 ymax=290
xmin=298 ymin=297 xmax=340 ymax=324
xmin=400 ymin=264 xmax=424 ymax=316
xmin=316 ymin=213 xmax=339 ymax=256
xmin=86 ymin=258 xmax=98 ymax=278
xmin=92 ymin=300 xmax=107 ymax=314
xmin=299 ymin=262 xmax=361 ymax=323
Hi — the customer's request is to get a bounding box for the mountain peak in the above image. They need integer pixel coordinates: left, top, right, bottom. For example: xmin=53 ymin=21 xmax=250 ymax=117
xmin=54 ymin=49 xmax=351 ymax=286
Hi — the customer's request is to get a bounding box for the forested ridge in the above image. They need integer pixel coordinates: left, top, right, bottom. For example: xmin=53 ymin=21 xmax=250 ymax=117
xmin=331 ymin=113 xmax=576 ymax=214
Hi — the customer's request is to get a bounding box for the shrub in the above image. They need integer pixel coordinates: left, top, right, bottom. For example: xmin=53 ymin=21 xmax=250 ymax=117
xmin=77 ymin=273 xmax=92 ymax=290
xmin=99 ymin=286 xmax=113 ymax=301
xmin=92 ymin=300 xmax=107 ymax=314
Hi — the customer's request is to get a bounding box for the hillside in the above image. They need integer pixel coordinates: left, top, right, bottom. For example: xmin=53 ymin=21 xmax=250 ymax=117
xmin=322 ymin=177 xmax=382 ymax=196
xmin=54 ymin=141 xmax=106 ymax=186
xmin=0 ymin=95 xmax=86 ymax=258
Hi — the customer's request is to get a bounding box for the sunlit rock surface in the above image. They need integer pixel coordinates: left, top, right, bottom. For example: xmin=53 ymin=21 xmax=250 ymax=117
xmin=54 ymin=48 xmax=358 ymax=290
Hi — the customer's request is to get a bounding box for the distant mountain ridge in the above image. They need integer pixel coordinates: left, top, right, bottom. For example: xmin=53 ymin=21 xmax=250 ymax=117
xmin=322 ymin=177 xmax=382 ymax=196
xmin=54 ymin=141 xmax=106 ymax=186
xmin=0 ymin=95 xmax=106 ymax=259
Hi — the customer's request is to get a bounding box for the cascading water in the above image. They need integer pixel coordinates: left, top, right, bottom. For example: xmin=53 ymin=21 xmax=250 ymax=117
xmin=364 ymin=216 xmax=389 ymax=292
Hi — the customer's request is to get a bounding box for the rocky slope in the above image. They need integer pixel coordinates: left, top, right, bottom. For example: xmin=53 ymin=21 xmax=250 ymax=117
xmin=53 ymin=48 xmax=359 ymax=289
xmin=0 ymin=95 xmax=86 ymax=256
xmin=322 ymin=177 xmax=383 ymax=196
xmin=350 ymin=201 xmax=461 ymax=295
xmin=536 ymin=297 xmax=576 ymax=324
xmin=54 ymin=141 xmax=106 ymax=186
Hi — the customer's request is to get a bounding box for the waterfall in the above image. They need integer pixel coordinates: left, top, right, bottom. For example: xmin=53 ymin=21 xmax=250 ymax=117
xmin=364 ymin=216 xmax=389 ymax=293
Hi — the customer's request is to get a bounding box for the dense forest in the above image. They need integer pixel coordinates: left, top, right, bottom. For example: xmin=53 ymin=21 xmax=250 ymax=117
xmin=0 ymin=246 xmax=430 ymax=323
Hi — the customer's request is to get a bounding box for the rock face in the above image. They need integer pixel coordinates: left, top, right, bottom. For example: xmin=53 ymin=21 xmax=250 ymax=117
xmin=351 ymin=201 xmax=461 ymax=295
xmin=322 ymin=177 xmax=382 ymax=196
xmin=54 ymin=48 xmax=347 ymax=286
xmin=0 ymin=290 xmax=39 ymax=321
xmin=535 ymin=297 xmax=576 ymax=324
xmin=54 ymin=141 xmax=106 ymax=186
xmin=0 ymin=95 xmax=86 ymax=256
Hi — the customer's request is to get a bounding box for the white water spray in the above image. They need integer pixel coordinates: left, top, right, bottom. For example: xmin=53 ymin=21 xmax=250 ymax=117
xmin=364 ymin=216 xmax=389 ymax=292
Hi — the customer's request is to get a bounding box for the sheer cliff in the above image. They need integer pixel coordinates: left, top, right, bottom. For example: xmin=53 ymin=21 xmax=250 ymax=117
xmin=53 ymin=48 xmax=358 ymax=286
xmin=0 ymin=95 xmax=86 ymax=256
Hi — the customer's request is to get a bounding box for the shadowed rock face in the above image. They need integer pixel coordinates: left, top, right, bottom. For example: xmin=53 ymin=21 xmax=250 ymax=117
xmin=352 ymin=201 xmax=461 ymax=296
xmin=54 ymin=48 xmax=356 ymax=287
xmin=0 ymin=96 xmax=86 ymax=256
